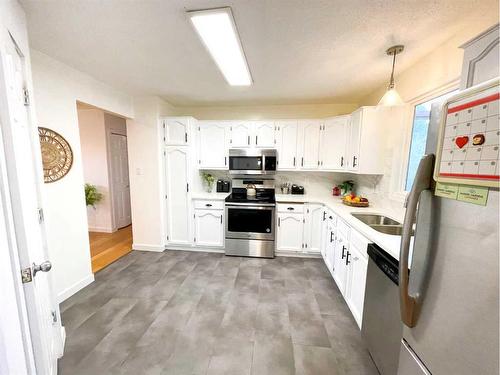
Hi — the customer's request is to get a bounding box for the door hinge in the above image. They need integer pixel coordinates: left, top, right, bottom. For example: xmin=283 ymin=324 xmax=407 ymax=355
xmin=37 ymin=208 xmax=44 ymax=224
xmin=21 ymin=266 xmax=32 ymax=283
xmin=23 ymin=88 xmax=30 ymax=106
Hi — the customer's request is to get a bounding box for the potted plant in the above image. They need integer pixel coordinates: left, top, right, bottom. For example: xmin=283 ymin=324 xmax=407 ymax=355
xmin=201 ymin=172 xmax=215 ymax=193
xmin=339 ymin=180 xmax=354 ymax=197
xmin=84 ymin=183 xmax=103 ymax=208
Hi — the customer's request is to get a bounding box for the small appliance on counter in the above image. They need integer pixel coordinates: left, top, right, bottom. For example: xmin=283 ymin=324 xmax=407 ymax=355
xmin=291 ymin=184 xmax=304 ymax=195
xmin=216 ymin=179 xmax=230 ymax=193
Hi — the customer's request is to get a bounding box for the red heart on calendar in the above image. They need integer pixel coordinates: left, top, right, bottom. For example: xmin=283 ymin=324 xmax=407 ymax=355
xmin=455 ymin=136 xmax=469 ymax=149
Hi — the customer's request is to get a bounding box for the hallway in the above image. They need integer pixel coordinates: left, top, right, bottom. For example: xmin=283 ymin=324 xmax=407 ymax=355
xmin=89 ymin=225 xmax=132 ymax=273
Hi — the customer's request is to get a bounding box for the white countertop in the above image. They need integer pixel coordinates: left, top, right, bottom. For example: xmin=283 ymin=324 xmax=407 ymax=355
xmin=275 ymin=193 xmax=404 ymax=260
xmin=191 ymin=192 xmax=229 ymax=200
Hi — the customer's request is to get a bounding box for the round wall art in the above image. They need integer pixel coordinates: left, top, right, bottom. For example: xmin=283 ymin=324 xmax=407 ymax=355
xmin=38 ymin=127 xmax=73 ymax=183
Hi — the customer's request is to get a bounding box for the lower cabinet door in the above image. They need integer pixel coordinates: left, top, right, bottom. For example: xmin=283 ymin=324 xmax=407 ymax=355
xmin=325 ymin=225 xmax=335 ymax=273
xmin=277 ymin=213 xmax=304 ymax=252
xmin=346 ymin=244 xmax=368 ymax=328
xmin=194 ymin=209 xmax=224 ymax=247
xmin=333 ymin=232 xmax=349 ymax=296
xmin=304 ymin=204 xmax=323 ymax=253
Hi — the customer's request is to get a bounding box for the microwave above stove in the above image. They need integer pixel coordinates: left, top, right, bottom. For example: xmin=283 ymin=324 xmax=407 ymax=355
xmin=228 ymin=149 xmax=277 ymax=175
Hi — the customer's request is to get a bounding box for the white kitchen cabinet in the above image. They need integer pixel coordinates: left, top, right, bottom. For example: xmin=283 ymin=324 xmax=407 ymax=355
xmin=197 ymin=121 xmax=230 ymax=169
xmin=230 ymin=121 xmax=253 ymax=147
xmin=320 ymin=116 xmax=349 ymax=170
xmin=254 ymin=121 xmax=276 ymax=147
xmin=276 ymin=120 xmax=299 ymax=170
xmin=346 ymin=241 xmax=369 ymax=328
xmin=346 ymin=106 xmax=412 ymax=174
xmin=303 ymin=203 xmax=324 ymax=254
xmin=333 ymin=226 xmax=349 ymax=298
xmin=163 ymin=117 xmax=192 ymax=145
xmin=298 ymin=120 xmax=322 ymax=169
xmin=194 ymin=209 xmax=224 ymax=247
xmin=323 ymin=211 xmax=336 ymax=273
xmin=165 ymin=146 xmax=191 ymax=245
xmin=277 ymin=212 xmax=304 ymax=252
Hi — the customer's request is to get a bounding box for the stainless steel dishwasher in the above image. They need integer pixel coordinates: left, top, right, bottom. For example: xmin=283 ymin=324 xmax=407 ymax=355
xmin=362 ymin=243 xmax=402 ymax=375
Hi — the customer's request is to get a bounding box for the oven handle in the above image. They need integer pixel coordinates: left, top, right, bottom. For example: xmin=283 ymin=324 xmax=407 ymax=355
xmin=225 ymin=204 xmax=275 ymax=209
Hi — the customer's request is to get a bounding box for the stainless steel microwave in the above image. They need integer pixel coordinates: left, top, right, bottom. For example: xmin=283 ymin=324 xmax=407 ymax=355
xmin=228 ymin=149 xmax=277 ymax=175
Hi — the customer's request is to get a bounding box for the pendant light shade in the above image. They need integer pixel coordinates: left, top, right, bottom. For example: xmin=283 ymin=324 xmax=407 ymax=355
xmin=378 ymin=45 xmax=404 ymax=106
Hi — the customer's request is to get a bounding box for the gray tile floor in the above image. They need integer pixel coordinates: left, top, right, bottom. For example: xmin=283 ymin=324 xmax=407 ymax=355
xmin=59 ymin=250 xmax=378 ymax=375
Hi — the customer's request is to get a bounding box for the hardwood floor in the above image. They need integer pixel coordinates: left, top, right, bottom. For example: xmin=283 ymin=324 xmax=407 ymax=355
xmin=89 ymin=225 xmax=132 ymax=273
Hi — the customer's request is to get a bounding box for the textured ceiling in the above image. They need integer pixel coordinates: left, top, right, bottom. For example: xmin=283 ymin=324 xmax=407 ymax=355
xmin=20 ymin=0 xmax=498 ymax=106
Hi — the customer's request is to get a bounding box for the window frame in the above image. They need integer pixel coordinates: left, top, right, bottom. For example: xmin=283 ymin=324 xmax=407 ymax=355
xmin=396 ymin=81 xmax=461 ymax=196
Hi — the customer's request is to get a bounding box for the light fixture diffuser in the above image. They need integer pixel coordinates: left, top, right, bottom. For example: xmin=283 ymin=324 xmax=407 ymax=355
xmin=188 ymin=7 xmax=252 ymax=86
xmin=378 ymin=45 xmax=404 ymax=106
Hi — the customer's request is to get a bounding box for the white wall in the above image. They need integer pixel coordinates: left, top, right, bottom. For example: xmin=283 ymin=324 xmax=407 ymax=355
xmin=30 ymin=49 xmax=134 ymax=302
xmin=78 ymin=108 xmax=113 ymax=232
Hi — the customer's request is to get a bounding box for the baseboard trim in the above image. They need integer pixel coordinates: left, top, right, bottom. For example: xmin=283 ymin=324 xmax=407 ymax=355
xmin=166 ymin=246 xmax=224 ymax=253
xmin=57 ymin=274 xmax=94 ymax=303
xmin=88 ymin=226 xmax=115 ymax=233
xmin=132 ymin=243 xmax=165 ymax=252
xmin=275 ymin=250 xmax=321 ymax=258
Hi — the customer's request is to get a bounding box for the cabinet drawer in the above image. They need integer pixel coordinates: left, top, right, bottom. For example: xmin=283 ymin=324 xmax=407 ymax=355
xmin=337 ymin=218 xmax=351 ymax=239
xmin=277 ymin=203 xmax=304 ymax=213
xmin=193 ymin=200 xmax=224 ymax=210
xmin=349 ymin=229 xmax=370 ymax=258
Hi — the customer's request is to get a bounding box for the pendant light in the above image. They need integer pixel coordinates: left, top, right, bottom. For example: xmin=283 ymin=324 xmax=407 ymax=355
xmin=378 ymin=45 xmax=404 ymax=106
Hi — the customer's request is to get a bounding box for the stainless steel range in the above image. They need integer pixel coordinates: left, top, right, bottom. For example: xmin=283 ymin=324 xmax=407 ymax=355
xmin=224 ymin=178 xmax=275 ymax=258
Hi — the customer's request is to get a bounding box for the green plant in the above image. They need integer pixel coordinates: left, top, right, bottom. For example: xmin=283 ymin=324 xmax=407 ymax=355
xmin=201 ymin=172 xmax=215 ymax=192
xmin=339 ymin=180 xmax=355 ymax=196
xmin=85 ymin=183 xmax=103 ymax=208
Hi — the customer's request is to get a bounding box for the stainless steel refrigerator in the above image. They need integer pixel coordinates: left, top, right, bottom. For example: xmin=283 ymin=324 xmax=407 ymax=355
xmin=397 ymin=79 xmax=499 ymax=374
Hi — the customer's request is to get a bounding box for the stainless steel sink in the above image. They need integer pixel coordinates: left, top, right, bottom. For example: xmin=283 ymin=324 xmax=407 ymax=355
xmin=351 ymin=213 xmax=401 ymax=226
xmin=351 ymin=213 xmax=411 ymax=236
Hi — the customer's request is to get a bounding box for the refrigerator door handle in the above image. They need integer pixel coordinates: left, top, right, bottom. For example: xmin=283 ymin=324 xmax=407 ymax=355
xmin=399 ymin=153 xmax=434 ymax=328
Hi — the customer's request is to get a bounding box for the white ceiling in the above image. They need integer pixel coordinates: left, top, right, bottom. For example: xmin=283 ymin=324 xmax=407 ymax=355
xmin=20 ymin=0 xmax=497 ymax=106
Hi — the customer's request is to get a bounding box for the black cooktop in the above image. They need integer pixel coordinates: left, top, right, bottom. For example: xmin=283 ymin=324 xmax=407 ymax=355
xmin=225 ymin=188 xmax=275 ymax=204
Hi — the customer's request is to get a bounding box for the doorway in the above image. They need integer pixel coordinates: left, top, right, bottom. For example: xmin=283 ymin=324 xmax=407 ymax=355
xmin=77 ymin=103 xmax=132 ymax=272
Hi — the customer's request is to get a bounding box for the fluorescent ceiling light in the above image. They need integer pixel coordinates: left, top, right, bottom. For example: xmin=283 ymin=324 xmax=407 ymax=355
xmin=188 ymin=7 xmax=252 ymax=86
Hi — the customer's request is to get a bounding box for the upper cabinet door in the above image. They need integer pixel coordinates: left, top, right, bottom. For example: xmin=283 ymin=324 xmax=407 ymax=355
xmin=254 ymin=121 xmax=276 ymax=148
xmin=197 ymin=122 xmax=230 ymax=169
xmin=164 ymin=118 xmax=190 ymax=145
xmin=348 ymin=110 xmax=362 ymax=171
xmin=230 ymin=122 xmax=253 ymax=147
xmin=276 ymin=120 xmax=298 ymax=170
xmin=320 ymin=116 xmax=349 ymax=170
xmin=299 ymin=120 xmax=322 ymax=169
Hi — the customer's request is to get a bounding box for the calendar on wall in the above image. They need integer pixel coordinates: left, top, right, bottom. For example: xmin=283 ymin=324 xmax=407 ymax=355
xmin=434 ymin=78 xmax=500 ymax=188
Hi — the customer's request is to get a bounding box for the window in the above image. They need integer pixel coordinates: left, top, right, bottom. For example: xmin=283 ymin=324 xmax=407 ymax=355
xmin=405 ymin=90 xmax=459 ymax=191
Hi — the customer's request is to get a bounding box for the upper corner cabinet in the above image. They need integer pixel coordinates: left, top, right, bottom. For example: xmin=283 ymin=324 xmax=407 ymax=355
xmin=163 ymin=117 xmax=194 ymax=145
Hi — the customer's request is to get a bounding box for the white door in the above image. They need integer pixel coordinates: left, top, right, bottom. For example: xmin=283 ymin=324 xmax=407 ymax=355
xmin=304 ymin=203 xmax=323 ymax=253
xmin=333 ymin=231 xmax=349 ymax=296
xmin=194 ymin=209 xmax=224 ymax=247
xmin=230 ymin=121 xmax=253 ymax=147
xmin=348 ymin=110 xmax=362 ymax=171
xmin=321 ymin=116 xmax=349 ymax=170
xmin=165 ymin=146 xmax=191 ymax=244
xmin=346 ymin=244 xmax=368 ymax=328
xmin=276 ymin=121 xmax=298 ymax=170
xmin=110 ymin=133 xmax=131 ymax=229
xmin=0 ymin=34 xmax=60 ymax=374
xmin=277 ymin=213 xmax=304 ymax=252
xmin=254 ymin=121 xmax=275 ymax=147
xmin=164 ymin=118 xmax=189 ymax=145
xmin=299 ymin=120 xmax=321 ymax=169
xmin=197 ymin=122 xmax=229 ymax=169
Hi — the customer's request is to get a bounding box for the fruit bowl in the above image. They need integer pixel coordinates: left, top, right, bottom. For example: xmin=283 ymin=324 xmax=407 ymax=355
xmin=342 ymin=196 xmax=369 ymax=207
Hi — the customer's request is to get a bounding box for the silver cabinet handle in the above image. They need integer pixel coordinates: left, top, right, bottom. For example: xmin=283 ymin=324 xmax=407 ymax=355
xmin=33 ymin=261 xmax=52 ymax=277
xmin=293 ymin=157 xmax=296 ymax=167
xmin=399 ymin=154 xmax=434 ymax=328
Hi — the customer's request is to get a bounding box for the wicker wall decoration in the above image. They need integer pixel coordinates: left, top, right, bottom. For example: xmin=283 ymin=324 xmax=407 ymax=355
xmin=38 ymin=127 xmax=73 ymax=183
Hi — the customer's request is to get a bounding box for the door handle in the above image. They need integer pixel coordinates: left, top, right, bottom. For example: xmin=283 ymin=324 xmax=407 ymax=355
xmin=293 ymin=157 xmax=296 ymax=167
xmin=345 ymin=251 xmax=350 ymax=265
xmin=33 ymin=261 xmax=52 ymax=277
xmin=330 ymin=231 xmax=334 ymax=243
xmin=301 ymin=157 xmax=304 ymax=167
xmin=247 ymin=135 xmax=250 ymax=145
xmin=255 ymin=135 xmax=258 ymax=145
xmin=205 ymin=204 xmax=212 ymax=207
xmin=341 ymin=245 xmax=346 ymax=259
xmin=399 ymin=154 xmax=434 ymax=328
xmin=287 ymin=207 xmax=294 ymax=211
xmin=323 ymin=211 xmax=326 ymax=221
xmin=340 ymin=156 xmax=344 ymax=167
xmin=352 ymin=156 xmax=357 ymax=167
xmin=278 ymin=217 xmax=281 ymax=227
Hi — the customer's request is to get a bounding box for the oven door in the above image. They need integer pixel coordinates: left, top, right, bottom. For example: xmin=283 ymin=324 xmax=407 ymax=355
xmin=225 ymin=204 xmax=275 ymax=240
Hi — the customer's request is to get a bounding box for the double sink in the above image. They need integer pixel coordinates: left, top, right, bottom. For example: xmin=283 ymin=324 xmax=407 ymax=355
xmin=351 ymin=213 xmax=407 ymax=236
